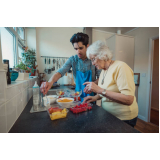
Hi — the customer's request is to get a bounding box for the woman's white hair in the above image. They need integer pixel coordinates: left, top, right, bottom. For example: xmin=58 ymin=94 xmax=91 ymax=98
xmin=86 ymin=40 xmax=113 ymax=61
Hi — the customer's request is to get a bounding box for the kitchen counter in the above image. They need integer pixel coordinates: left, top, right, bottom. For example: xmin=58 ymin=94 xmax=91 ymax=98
xmin=9 ymin=89 xmax=140 ymax=133
xmin=50 ymin=85 xmax=75 ymax=90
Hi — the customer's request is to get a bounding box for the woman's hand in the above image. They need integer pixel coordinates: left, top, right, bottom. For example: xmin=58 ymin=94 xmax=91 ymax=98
xmin=82 ymin=96 xmax=97 ymax=104
xmin=40 ymin=82 xmax=52 ymax=95
xmin=83 ymin=86 xmax=92 ymax=94
xmin=83 ymin=82 xmax=103 ymax=94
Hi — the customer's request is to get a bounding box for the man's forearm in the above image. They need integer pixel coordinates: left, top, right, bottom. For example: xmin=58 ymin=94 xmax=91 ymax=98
xmin=48 ymin=72 xmax=62 ymax=85
xmin=94 ymin=78 xmax=99 ymax=85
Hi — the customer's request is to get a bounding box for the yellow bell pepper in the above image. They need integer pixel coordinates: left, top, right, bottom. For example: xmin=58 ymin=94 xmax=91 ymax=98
xmin=50 ymin=108 xmax=67 ymax=120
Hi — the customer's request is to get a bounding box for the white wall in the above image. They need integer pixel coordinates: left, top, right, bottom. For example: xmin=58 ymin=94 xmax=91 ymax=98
xmin=125 ymin=27 xmax=159 ymax=121
xmin=26 ymin=28 xmax=36 ymax=50
xmin=92 ymin=29 xmax=114 ymax=43
xmin=0 ymin=28 xmax=3 ymax=70
xmin=35 ymin=27 xmax=83 ymax=84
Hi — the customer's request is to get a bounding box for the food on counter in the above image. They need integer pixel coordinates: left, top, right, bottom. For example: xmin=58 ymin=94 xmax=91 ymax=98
xmin=61 ymin=108 xmax=67 ymax=113
xmin=59 ymin=91 xmax=64 ymax=95
xmin=70 ymin=103 xmax=92 ymax=114
xmin=57 ymin=99 xmax=73 ymax=102
xmin=72 ymin=92 xmax=80 ymax=96
xmin=49 ymin=97 xmax=54 ymax=99
xmin=48 ymin=107 xmax=62 ymax=114
xmin=74 ymin=97 xmax=81 ymax=101
xmin=50 ymin=108 xmax=68 ymax=120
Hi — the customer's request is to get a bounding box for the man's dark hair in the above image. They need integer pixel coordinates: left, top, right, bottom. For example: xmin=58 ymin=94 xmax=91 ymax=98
xmin=70 ymin=32 xmax=89 ymax=47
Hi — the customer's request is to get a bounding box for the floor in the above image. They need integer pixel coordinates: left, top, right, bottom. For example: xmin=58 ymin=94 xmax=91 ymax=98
xmin=134 ymin=118 xmax=159 ymax=133
xmin=150 ymin=108 xmax=159 ymax=126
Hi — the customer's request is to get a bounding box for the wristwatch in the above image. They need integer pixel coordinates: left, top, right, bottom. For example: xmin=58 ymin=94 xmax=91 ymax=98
xmin=101 ymin=89 xmax=106 ymax=95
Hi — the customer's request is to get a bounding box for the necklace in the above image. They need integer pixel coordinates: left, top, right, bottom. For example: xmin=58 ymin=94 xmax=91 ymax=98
xmin=101 ymin=60 xmax=112 ymax=85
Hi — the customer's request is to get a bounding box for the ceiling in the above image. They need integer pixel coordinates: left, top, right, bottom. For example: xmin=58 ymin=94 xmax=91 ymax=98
xmin=26 ymin=27 xmax=137 ymax=34
xmin=92 ymin=27 xmax=136 ymax=34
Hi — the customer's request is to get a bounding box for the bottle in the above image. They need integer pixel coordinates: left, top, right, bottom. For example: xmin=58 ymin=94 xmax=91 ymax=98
xmin=33 ymin=81 xmax=40 ymax=111
xmin=3 ymin=59 xmax=11 ymax=84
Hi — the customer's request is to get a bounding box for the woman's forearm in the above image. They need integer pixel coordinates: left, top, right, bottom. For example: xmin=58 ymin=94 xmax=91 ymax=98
xmin=99 ymin=89 xmax=134 ymax=105
xmin=94 ymin=78 xmax=99 ymax=85
xmin=94 ymin=94 xmax=102 ymax=100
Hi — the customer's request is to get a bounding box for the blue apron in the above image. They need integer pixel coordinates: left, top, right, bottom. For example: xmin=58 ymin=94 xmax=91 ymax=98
xmin=75 ymin=61 xmax=94 ymax=102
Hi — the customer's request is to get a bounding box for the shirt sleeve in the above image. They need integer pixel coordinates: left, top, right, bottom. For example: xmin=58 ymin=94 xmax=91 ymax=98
xmin=115 ymin=64 xmax=135 ymax=96
xmin=95 ymin=67 xmax=102 ymax=78
xmin=56 ymin=57 xmax=72 ymax=77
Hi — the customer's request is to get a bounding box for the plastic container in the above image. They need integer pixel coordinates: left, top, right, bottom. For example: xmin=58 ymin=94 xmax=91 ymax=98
xmin=47 ymin=105 xmax=69 ymax=121
xmin=70 ymin=103 xmax=92 ymax=114
xmin=33 ymin=81 xmax=40 ymax=111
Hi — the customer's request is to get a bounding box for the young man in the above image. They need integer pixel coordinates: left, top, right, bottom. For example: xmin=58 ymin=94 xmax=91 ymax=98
xmin=40 ymin=32 xmax=101 ymax=101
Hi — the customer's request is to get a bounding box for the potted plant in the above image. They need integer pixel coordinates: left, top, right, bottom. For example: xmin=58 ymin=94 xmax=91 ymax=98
xmin=21 ymin=46 xmax=37 ymax=76
xmin=15 ymin=61 xmax=30 ymax=80
xmin=15 ymin=61 xmax=28 ymax=72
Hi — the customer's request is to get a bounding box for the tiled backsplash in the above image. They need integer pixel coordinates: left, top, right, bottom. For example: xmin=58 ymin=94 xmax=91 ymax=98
xmin=0 ymin=71 xmax=6 ymax=106
xmin=0 ymin=71 xmax=38 ymax=133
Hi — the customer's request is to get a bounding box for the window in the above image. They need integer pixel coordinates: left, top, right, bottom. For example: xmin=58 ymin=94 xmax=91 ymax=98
xmin=1 ymin=27 xmax=15 ymax=68
xmin=18 ymin=44 xmax=24 ymax=59
xmin=17 ymin=27 xmax=24 ymax=39
xmin=0 ymin=27 xmax=25 ymax=68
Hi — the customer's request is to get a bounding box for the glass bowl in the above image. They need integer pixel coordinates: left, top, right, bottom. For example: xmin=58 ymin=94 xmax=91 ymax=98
xmin=70 ymin=89 xmax=82 ymax=102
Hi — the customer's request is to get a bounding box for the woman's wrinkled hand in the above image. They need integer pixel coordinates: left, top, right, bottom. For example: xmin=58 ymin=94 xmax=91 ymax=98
xmin=40 ymin=82 xmax=52 ymax=95
xmin=83 ymin=82 xmax=103 ymax=94
xmin=82 ymin=96 xmax=97 ymax=104
xmin=83 ymin=86 xmax=92 ymax=94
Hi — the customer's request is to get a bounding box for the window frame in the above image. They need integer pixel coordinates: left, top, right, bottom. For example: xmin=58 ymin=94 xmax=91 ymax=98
xmin=3 ymin=27 xmax=26 ymax=68
xmin=18 ymin=40 xmax=24 ymax=59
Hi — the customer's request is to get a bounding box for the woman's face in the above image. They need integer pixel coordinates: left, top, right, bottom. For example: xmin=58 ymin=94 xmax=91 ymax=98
xmin=90 ymin=54 xmax=105 ymax=70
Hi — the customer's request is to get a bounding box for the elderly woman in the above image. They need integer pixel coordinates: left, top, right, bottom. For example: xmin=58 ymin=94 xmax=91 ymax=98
xmin=83 ymin=40 xmax=138 ymax=127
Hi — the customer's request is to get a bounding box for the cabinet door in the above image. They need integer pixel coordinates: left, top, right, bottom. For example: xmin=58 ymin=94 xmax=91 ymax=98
xmin=115 ymin=35 xmax=134 ymax=70
xmin=106 ymin=35 xmax=116 ymax=60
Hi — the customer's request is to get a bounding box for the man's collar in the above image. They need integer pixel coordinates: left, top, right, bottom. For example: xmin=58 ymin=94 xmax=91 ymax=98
xmin=79 ymin=56 xmax=89 ymax=61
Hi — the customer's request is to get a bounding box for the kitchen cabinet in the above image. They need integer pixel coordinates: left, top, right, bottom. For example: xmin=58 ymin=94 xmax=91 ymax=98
xmin=106 ymin=34 xmax=134 ymax=70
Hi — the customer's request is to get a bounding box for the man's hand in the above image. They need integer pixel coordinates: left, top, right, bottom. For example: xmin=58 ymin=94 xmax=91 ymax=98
xmin=40 ymin=82 xmax=52 ymax=95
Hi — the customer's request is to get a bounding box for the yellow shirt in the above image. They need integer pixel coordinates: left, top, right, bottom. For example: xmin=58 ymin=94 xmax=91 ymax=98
xmin=98 ymin=60 xmax=138 ymax=120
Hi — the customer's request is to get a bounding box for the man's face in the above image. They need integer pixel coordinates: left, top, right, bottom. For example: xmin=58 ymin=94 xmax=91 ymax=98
xmin=73 ymin=42 xmax=88 ymax=60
